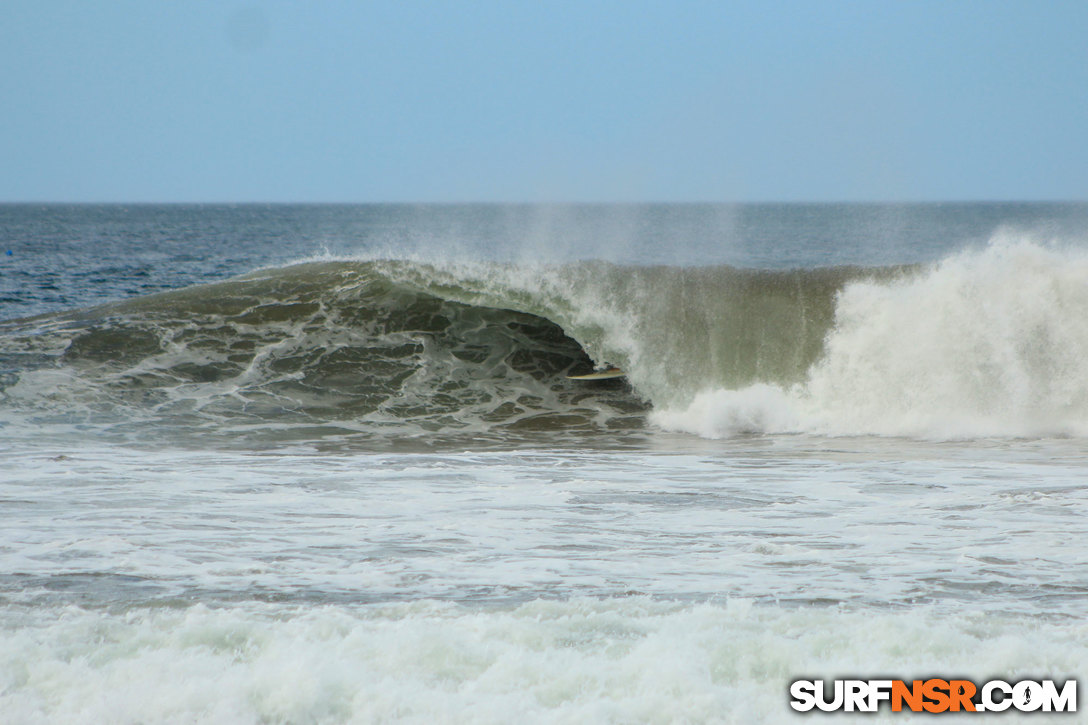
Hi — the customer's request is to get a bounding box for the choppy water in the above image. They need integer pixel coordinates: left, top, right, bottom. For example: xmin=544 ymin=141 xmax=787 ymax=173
xmin=2 ymin=204 xmax=1087 ymax=723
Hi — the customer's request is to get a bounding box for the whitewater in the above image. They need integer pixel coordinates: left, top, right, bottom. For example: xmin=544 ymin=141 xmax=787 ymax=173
xmin=1 ymin=203 xmax=1087 ymax=723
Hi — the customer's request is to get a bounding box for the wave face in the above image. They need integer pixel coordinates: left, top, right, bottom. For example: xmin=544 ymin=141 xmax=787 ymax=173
xmin=0 ymin=262 xmax=646 ymax=446
xmin=0 ymin=257 xmax=872 ymax=446
xmin=3 ymin=239 xmax=1088 ymax=443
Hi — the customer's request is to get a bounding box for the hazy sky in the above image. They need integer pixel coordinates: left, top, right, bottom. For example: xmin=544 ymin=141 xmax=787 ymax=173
xmin=3 ymin=1 xmax=1087 ymax=202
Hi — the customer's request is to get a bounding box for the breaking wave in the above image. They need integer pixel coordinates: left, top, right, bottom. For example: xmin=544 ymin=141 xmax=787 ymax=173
xmin=2 ymin=237 xmax=1087 ymax=443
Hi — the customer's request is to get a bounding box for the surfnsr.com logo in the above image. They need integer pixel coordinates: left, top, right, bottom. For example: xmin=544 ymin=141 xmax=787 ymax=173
xmin=789 ymin=678 xmax=1077 ymax=713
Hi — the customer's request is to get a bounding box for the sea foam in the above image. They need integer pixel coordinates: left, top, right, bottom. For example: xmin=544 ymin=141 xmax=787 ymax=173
xmin=2 ymin=599 xmax=1084 ymax=724
xmin=652 ymin=238 xmax=1088 ymax=439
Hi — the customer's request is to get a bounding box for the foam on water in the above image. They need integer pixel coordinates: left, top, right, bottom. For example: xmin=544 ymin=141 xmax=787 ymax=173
xmin=4 ymin=443 xmax=1086 ymax=612
xmin=2 ymin=599 xmax=1084 ymax=724
xmin=4 ymin=436 xmax=1085 ymax=723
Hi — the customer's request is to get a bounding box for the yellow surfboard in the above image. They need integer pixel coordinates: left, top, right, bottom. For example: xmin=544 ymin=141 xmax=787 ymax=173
xmin=566 ymin=367 xmax=625 ymax=381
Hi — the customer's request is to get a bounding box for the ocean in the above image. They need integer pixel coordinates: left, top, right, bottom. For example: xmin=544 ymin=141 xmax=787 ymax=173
xmin=1 ymin=203 xmax=1086 ymax=723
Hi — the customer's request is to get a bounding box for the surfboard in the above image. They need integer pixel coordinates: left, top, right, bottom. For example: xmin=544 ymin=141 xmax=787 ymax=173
xmin=566 ymin=367 xmax=625 ymax=380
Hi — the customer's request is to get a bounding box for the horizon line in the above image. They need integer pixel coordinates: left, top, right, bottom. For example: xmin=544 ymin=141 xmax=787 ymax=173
xmin=3 ymin=198 xmax=1087 ymax=206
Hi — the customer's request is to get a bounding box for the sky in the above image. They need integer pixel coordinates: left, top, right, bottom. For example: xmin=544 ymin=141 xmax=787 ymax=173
xmin=2 ymin=1 xmax=1087 ymax=203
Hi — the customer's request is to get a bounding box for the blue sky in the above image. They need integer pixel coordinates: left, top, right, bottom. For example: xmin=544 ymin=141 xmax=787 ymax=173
xmin=3 ymin=1 xmax=1087 ymax=202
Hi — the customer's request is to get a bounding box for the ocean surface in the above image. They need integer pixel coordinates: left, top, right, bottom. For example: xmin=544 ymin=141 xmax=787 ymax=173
xmin=2 ymin=203 xmax=1087 ymax=723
